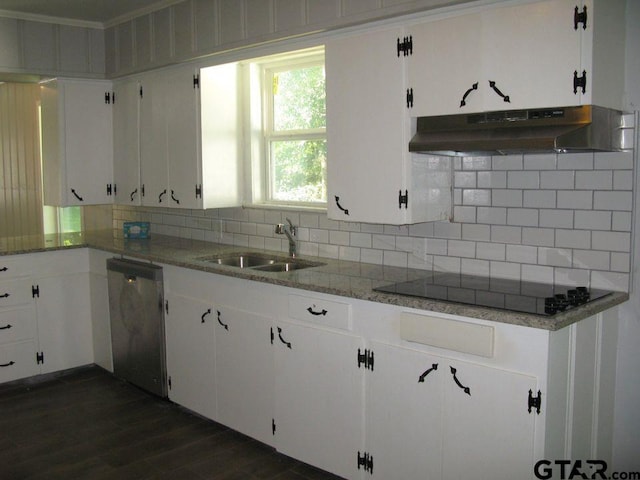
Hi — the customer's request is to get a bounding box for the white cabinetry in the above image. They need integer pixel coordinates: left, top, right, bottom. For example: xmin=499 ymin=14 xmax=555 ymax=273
xmin=407 ymin=0 xmax=625 ymax=116
xmin=0 ymin=250 xmax=93 ymax=383
xmin=112 ymin=78 xmax=141 ymax=205
xmin=40 ymin=78 xmax=114 ymax=206
xmin=139 ymin=62 xmax=242 ymax=209
xmin=274 ymin=320 xmax=364 ymax=480
xmin=326 ymin=26 xmax=451 ymax=225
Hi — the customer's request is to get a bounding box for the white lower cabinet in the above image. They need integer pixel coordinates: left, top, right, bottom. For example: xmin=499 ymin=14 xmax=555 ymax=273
xmin=0 ymin=250 xmax=93 ymax=383
xmin=214 ymin=304 xmax=274 ymax=445
xmin=165 ymin=292 xmax=216 ymax=420
xmin=273 ymin=321 xmax=364 ymax=480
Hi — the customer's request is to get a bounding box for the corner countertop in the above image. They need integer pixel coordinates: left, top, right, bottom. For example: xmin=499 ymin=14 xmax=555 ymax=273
xmin=1 ymin=230 xmax=628 ymax=331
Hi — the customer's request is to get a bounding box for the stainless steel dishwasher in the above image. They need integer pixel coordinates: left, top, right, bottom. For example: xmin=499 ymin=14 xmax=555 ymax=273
xmin=107 ymin=258 xmax=167 ymax=398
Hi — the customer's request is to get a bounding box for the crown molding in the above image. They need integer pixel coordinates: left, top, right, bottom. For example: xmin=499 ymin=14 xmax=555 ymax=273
xmin=103 ymin=0 xmax=185 ymax=29
xmin=0 ymin=9 xmax=103 ymax=29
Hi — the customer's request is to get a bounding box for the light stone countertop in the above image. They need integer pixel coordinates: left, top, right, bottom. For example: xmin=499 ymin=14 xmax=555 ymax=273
xmin=0 ymin=230 xmax=628 ymax=331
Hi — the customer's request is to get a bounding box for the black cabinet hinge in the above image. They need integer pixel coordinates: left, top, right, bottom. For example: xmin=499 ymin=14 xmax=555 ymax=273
xmin=193 ymin=74 xmax=200 ymax=89
xmin=272 ymin=418 xmax=276 ymax=435
xmin=139 ymin=85 xmax=144 ymax=98
xmin=165 ymin=300 xmax=169 ymax=315
xmin=528 ymin=389 xmax=542 ymax=414
xmin=357 ymin=451 xmax=374 ymax=474
xmin=398 ymin=189 xmax=408 ymax=209
xmin=141 ymin=184 xmax=145 ymax=197
xmin=406 ymin=88 xmax=413 ymax=108
xmin=357 ymin=348 xmax=374 ymax=371
xmin=36 ymin=351 xmax=44 ymax=364
xmin=32 ymin=285 xmax=39 ymax=298
xmin=573 ymin=70 xmax=587 ymax=94
xmin=270 ymin=327 xmax=275 ymax=344
xmin=104 ymin=92 xmax=112 ymax=104
xmin=107 ymin=184 xmax=113 ymax=196
xmin=195 ymin=184 xmax=202 ymax=199
xmin=396 ymin=35 xmax=412 ymax=57
xmin=168 ymin=375 xmax=172 ymax=390
xmin=574 ymin=5 xmax=587 ymax=30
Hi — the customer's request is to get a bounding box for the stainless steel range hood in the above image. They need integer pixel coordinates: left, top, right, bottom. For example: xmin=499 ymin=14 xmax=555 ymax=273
xmin=409 ymin=105 xmax=623 ymax=156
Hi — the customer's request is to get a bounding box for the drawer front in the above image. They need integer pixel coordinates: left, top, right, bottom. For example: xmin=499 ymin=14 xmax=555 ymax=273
xmin=0 ymin=341 xmax=39 ymax=384
xmin=400 ymin=312 xmax=494 ymax=358
xmin=0 ymin=307 xmax=37 ymax=345
xmin=0 ymin=278 xmax=35 ymax=308
xmin=288 ymin=294 xmax=351 ymax=330
xmin=0 ymin=256 xmax=33 ymax=279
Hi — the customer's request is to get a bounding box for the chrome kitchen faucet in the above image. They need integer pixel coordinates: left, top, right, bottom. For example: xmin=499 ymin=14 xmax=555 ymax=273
xmin=275 ymin=218 xmax=297 ymax=257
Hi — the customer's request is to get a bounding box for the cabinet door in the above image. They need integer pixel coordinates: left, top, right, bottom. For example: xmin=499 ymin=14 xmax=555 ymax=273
xmin=326 ymin=27 xmax=410 ymax=224
xmin=408 ymin=14 xmax=485 ymax=116
xmin=61 ymin=80 xmax=114 ymax=205
xmin=482 ymin=0 xmax=582 ymax=111
xmin=274 ymin=321 xmax=364 ymax=480
xmin=0 ymin=341 xmax=39 ymax=383
xmin=365 ymin=342 xmax=443 ymax=480
xmin=139 ymin=74 xmax=168 ymax=206
xmin=35 ymin=273 xmax=93 ymax=374
xmin=166 ymin=66 xmax=201 ymax=209
xmin=441 ymin=360 xmax=537 ymax=480
xmin=113 ymin=79 xmax=141 ymax=206
xmin=165 ymin=293 xmax=216 ymax=420
xmin=214 ymin=305 xmax=275 ymax=446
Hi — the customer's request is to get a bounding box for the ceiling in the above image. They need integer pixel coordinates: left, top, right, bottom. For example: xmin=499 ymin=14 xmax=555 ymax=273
xmin=0 ymin=0 xmax=170 ymax=25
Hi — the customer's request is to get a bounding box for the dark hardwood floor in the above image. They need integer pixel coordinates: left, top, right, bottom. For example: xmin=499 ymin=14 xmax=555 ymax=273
xmin=0 ymin=366 xmax=344 ymax=480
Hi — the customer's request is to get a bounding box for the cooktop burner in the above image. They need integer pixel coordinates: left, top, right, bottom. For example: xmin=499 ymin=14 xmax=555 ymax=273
xmin=373 ymin=273 xmax=613 ymax=316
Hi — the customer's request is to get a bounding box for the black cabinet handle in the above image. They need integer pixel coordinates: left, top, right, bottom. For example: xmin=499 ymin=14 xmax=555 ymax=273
xmin=0 ymin=361 xmax=15 ymax=367
xmin=459 ymin=82 xmax=478 ymax=107
xmin=306 ymin=306 xmax=327 ymax=316
xmin=418 ymin=363 xmax=438 ymax=383
xmin=488 ymin=80 xmax=510 ymax=103
xmin=277 ymin=327 xmax=291 ymax=349
xmin=71 ymin=189 xmax=84 ymax=201
xmin=0 ymin=324 xmax=12 ymax=330
xmin=158 ymin=189 xmax=167 ymax=203
xmin=217 ymin=310 xmax=228 ymax=330
xmin=170 ymin=190 xmax=180 ymax=204
xmin=334 ymin=196 xmax=349 ymax=215
xmin=450 ymin=366 xmax=471 ymax=395
xmin=201 ymin=308 xmax=211 ymax=323
xmin=130 ymin=188 xmax=138 ymax=202
xmin=0 ymin=293 xmax=9 ymax=299
xmin=0 ymin=267 xmax=7 ymax=272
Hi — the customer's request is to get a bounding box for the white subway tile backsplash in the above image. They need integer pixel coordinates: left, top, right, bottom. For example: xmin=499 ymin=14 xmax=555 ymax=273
xmin=491 ymin=225 xmax=522 ymax=244
xmin=555 ymin=229 xmax=591 ymax=249
xmin=432 ymin=255 xmax=461 ymax=273
xmin=492 ymin=155 xmax=523 ymax=171
xmin=506 ymin=245 xmax=538 ymax=264
xmin=554 ymin=268 xmax=590 ymax=287
xmin=573 ymin=210 xmax=611 ymax=231
xmin=461 ymin=258 xmax=490 ymax=277
xmin=524 ymin=153 xmax=557 ymax=170
xmin=538 ymin=247 xmax=572 ymax=267
xmin=425 ymin=238 xmax=448 ymax=255
xmin=490 ymin=261 xmax=521 ymax=280
xmin=492 ymin=189 xmax=522 ymax=207
xmin=557 ymin=152 xmax=593 ymax=170
xmin=573 ymin=249 xmax=610 ymax=271
xmin=395 ymin=236 xmax=414 ymax=253
xmin=383 ymin=250 xmax=408 ymax=268
xmin=339 ymin=246 xmax=361 ymax=262
xmin=612 ymin=212 xmax=632 ymax=232
xmin=329 ymin=230 xmax=350 ymax=246
xmin=360 ymin=248 xmax=383 ymax=265
xmin=522 ymin=227 xmax=555 ymax=247
xmin=592 ymin=231 xmax=631 ymax=252
xmin=448 ymin=240 xmax=476 ymax=258
xmin=557 ymin=190 xmax=593 ymax=210
xmin=408 ymin=222 xmax=435 ymax=237
xmin=462 ymin=189 xmax=491 ymax=206
xmin=613 ymin=171 xmax=634 ymax=191
xmin=462 ymin=224 xmax=490 ymax=241
xmin=594 ymin=151 xmax=633 ymax=170
xmin=539 ymin=170 xmax=575 ymax=190
xmin=590 ymin=271 xmax=630 ymax=292
xmin=299 ymin=212 xmax=319 ymax=228
xmin=434 ymin=222 xmax=461 ymax=239
xmin=575 ymin=170 xmax=612 ymax=190
xmin=610 ymin=253 xmax=631 ymax=272
xmin=477 ymin=207 xmax=507 ymax=225
xmin=593 ymin=191 xmax=633 ymax=211
xmin=508 ymin=171 xmax=540 ymax=189
xmin=462 ymin=156 xmax=491 ymax=170
xmin=372 ymin=234 xmax=396 ymax=250
xmin=455 ymin=171 xmax=477 ymax=188
xmin=539 ymin=209 xmax=573 ymax=228
xmin=350 ymin=232 xmax=372 ymax=248
xmin=521 ymin=264 xmax=554 ymax=284
xmin=453 ymin=206 xmax=477 ymax=223
xmin=476 ymin=242 xmax=506 ymax=261
xmin=477 ymin=171 xmax=507 ymax=188
xmin=507 ymin=208 xmax=538 ymax=227
xmin=523 ymin=190 xmax=556 ymax=208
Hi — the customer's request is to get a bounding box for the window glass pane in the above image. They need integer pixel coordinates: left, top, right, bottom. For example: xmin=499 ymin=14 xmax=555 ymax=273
xmin=270 ymin=139 xmax=326 ymax=203
xmin=60 ymin=207 xmax=82 ymax=233
xmin=273 ymin=65 xmax=325 ymax=132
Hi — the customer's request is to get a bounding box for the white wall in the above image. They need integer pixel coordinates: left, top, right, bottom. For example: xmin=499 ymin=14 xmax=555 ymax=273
xmin=612 ymin=0 xmax=640 ymax=470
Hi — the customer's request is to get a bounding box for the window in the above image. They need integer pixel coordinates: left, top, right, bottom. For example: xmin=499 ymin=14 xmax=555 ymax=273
xmin=248 ymin=48 xmax=326 ymax=208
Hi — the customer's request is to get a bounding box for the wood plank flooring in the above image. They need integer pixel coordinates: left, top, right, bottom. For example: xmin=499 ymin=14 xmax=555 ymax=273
xmin=0 ymin=366 xmax=345 ymax=480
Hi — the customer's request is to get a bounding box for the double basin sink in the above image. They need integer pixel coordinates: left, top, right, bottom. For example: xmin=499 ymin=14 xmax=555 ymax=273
xmin=197 ymin=252 xmax=325 ymax=273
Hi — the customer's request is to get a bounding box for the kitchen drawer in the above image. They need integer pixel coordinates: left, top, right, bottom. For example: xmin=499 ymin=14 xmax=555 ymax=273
xmin=0 ymin=341 xmax=39 ymax=384
xmin=0 ymin=307 xmax=37 ymax=345
xmin=400 ymin=312 xmax=494 ymax=358
xmin=288 ymin=294 xmax=351 ymax=330
xmin=0 ymin=278 xmax=36 ymax=308
xmin=0 ymin=255 xmax=34 ymax=279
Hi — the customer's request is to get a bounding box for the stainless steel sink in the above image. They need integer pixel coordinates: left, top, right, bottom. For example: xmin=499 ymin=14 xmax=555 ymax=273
xmin=196 ymin=253 xmax=324 ymax=272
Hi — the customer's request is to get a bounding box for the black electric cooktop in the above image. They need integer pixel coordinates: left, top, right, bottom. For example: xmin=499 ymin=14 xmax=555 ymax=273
xmin=373 ymin=273 xmax=613 ymax=316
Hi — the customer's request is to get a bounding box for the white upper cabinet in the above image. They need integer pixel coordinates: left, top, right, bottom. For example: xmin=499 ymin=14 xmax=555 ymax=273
xmin=407 ymin=0 xmax=625 ymax=116
xmin=40 ymin=79 xmax=114 ymax=206
xmin=139 ymin=62 xmax=243 ymax=209
xmin=112 ymin=78 xmax=141 ymax=205
xmin=326 ymin=27 xmax=451 ymax=225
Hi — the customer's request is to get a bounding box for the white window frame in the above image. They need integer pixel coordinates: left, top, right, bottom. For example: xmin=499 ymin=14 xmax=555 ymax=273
xmin=245 ymin=46 xmax=326 ymax=210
